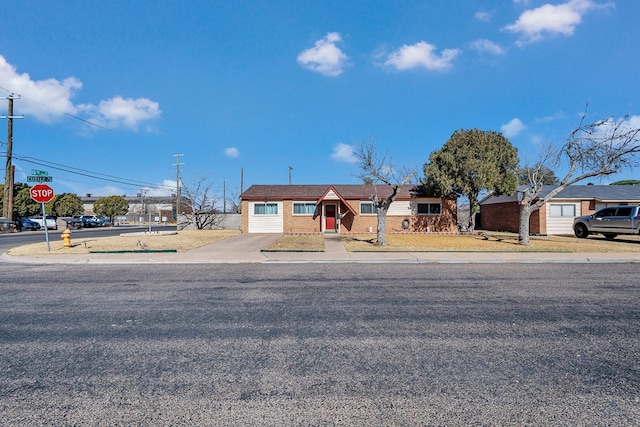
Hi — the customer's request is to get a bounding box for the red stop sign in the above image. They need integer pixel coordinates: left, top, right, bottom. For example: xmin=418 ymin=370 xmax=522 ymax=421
xmin=30 ymin=184 xmax=55 ymax=203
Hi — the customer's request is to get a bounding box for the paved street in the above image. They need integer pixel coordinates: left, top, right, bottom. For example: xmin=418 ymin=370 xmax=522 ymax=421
xmin=1 ymin=263 xmax=639 ymax=426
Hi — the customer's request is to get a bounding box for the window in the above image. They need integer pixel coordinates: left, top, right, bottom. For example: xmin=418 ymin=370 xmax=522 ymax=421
xmin=360 ymin=202 xmax=377 ymax=215
xmin=549 ymin=204 xmax=576 ymax=217
xmin=417 ymin=202 xmax=441 ymax=215
xmin=616 ymin=207 xmax=632 ymax=217
xmin=253 ymin=203 xmax=278 ymax=215
xmin=293 ymin=202 xmax=317 ymax=215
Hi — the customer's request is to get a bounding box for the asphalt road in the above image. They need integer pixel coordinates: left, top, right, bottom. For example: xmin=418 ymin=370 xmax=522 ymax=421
xmin=1 ymin=263 xmax=638 ymax=426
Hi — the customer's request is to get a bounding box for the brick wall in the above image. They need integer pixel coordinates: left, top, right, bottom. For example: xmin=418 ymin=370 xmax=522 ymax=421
xmin=480 ymin=201 xmax=543 ymax=234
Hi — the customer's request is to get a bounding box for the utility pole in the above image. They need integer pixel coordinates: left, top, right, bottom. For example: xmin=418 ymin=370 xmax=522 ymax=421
xmin=2 ymin=94 xmax=23 ymax=220
xmin=223 ymin=179 xmax=227 ymax=214
xmin=173 ymin=154 xmax=184 ymax=223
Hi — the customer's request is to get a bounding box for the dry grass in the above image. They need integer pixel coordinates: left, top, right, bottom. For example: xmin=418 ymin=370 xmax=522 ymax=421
xmin=341 ymin=232 xmax=640 ymax=253
xmin=263 ymin=234 xmax=325 ymax=252
xmin=7 ymin=229 xmax=241 ymax=256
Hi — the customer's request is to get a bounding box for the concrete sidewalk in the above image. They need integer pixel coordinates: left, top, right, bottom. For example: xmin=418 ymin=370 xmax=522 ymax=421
xmin=2 ymin=232 xmax=640 ymax=264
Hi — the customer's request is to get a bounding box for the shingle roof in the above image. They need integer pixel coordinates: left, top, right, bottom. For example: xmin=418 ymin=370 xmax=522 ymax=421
xmin=537 ymin=185 xmax=640 ymax=201
xmin=240 ymin=184 xmax=433 ymax=201
xmin=481 ymin=184 xmax=640 ymax=204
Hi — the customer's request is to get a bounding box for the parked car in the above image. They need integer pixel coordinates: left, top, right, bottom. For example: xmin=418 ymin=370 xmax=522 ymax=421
xmin=573 ymin=205 xmax=640 ymax=239
xmin=0 ymin=217 xmax=16 ymax=233
xmin=20 ymin=217 xmax=42 ymax=231
xmin=67 ymin=215 xmax=100 ymax=228
xmin=80 ymin=215 xmax=101 ymax=227
xmin=66 ymin=217 xmax=84 ymax=229
xmin=97 ymin=217 xmax=110 ymax=226
xmin=29 ymin=215 xmax=57 ymax=230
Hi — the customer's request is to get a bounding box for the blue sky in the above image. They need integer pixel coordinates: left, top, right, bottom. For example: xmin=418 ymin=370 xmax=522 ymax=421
xmin=1 ymin=0 xmax=638 ymax=203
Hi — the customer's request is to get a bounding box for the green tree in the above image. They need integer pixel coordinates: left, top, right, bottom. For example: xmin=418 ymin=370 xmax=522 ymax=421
xmin=48 ymin=193 xmax=85 ymax=217
xmin=518 ymin=165 xmax=559 ymax=185
xmin=13 ymin=186 xmax=41 ymax=218
xmin=423 ymin=129 xmax=518 ymax=232
xmin=0 ymin=182 xmax=35 ymax=219
xmin=610 ymin=179 xmax=640 ymax=185
xmin=93 ymin=195 xmax=129 ymax=224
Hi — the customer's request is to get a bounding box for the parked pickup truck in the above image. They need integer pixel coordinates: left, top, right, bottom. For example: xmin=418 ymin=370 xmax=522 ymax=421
xmin=29 ymin=215 xmax=58 ymax=230
xmin=573 ymin=205 xmax=640 ymax=239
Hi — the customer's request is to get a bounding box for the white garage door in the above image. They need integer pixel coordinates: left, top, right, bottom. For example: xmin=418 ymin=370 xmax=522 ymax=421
xmin=546 ymin=203 xmax=580 ymax=235
xmin=248 ymin=202 xmax=284 ymax=233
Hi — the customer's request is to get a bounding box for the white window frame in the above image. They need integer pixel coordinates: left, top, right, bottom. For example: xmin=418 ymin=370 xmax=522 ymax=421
xmin=549 ymin=203 xmax=576 ymax=218
xmin=253 ymin=203 xmax=279 ymax=215
xmin=360 ymin=201 xmax=377 ymax=215
xmin=417 ymin=202 xmax=442 ymax=215
xmin=292 ymin=202 xmax=317 ymax=215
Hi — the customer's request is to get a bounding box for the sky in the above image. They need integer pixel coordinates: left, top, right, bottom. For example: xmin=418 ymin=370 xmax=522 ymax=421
xmin=1 ymin=0 xmax=639 ymax=205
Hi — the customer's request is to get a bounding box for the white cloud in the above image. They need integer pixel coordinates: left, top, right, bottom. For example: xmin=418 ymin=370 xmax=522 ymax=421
xmin=331 ymin=142 xmax=358 ymax=163
xmin=384 ymin=41 xmax=460 ymax=71
xmin=501 ymin=118 xmax=526 ymax=138
xmin=224 ymin=147 xmax=239 ymax=158
xmin=475 ymin=11 xmax=493 ymax=22
xmin=470 ymin=39 xmax=505 ymax=55
xmin=297 ymin=32 xmax=348 ymax=77
xmin=79 ymin=96 xmax=161 ymax=131
xmin=0 ymin=55 xmax=161 ymax=130
xmin=534 ymin=111 xmax=566 ymax=123
xmin=504 ymin=0 xmax=613 ymax=44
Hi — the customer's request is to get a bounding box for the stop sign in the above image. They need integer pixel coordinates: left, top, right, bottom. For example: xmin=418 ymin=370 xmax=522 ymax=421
xmin=30 ymin=184 xmax=55 ymax=203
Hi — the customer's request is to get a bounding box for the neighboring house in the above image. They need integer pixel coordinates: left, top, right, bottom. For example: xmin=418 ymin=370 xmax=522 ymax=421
xmin=240 ymin=184 xmax=458 ymax=234
xmin=479 ymin=185 xmax=640 ymax=235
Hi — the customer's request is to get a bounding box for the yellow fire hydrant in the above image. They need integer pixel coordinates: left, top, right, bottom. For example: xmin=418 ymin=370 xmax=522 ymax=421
xmin=61 ymin=228 xmax=72 ymax=248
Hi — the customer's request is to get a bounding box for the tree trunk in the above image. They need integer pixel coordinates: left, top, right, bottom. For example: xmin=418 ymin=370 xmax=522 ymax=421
xmin=376 ymin=209 xmax=388 ymax=246
xmin=518 ymin=204 xmax=531 ymax=246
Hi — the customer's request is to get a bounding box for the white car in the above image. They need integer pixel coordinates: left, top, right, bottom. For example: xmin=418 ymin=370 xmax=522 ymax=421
xmin=29 ymin=215 xmax=58 ymax=230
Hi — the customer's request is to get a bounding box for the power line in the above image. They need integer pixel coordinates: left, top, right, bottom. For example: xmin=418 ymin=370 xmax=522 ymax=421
xmin=0 ymin=85 xmax=111 ymax=131
xmin=2 ymin=151 xmax=172 ymax=192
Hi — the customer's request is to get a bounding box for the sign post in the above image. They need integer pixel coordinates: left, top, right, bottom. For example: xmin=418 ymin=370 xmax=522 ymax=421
xmin=29 ymin=183 xmax=55 ymax=252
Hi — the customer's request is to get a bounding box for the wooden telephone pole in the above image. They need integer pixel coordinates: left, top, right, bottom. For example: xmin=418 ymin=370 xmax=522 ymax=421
xmin=2 ymin=94 xmax=23 ymax=220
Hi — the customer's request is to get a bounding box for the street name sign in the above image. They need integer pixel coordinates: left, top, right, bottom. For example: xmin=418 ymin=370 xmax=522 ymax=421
xmin=27 ymin=176 xmax=53 ymax=182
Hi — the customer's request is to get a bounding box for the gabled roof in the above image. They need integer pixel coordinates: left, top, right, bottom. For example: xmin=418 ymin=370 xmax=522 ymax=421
xmin=316 ymin=185 xmax=358 ymax=216
xmin=240 ymin=184 xmax=437 ymax=201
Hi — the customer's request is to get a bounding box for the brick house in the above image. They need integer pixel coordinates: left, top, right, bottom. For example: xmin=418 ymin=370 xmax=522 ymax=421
xmin=240 ymin=184 xmax=458 ymax=234
xmin=479 ymin=185 xmax=640 ymax=235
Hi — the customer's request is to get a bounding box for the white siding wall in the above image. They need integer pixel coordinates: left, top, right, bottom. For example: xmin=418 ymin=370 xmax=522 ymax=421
xmin=545 ymin=202 xmax=581 ymax=235
xmin=388 ymin=200 xmax=412 ymax=216
xmin=248 ymin=202 xmax=284 ymax=233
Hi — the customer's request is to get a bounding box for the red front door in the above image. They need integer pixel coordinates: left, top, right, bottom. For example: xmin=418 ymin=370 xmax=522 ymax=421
xmin=325 ymin=204 xmax=336 ymax=231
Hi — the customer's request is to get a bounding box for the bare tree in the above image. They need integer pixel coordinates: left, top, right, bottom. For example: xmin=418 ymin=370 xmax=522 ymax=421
xmin=356 ymin=139 xmax=415 ymax=246
xmin=178 ymin=176 xmax=224 ymax=230
xmin=518 ymin=110 xmax=640 ymax=245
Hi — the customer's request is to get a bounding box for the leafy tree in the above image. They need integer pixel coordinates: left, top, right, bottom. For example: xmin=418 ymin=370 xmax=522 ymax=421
xmin=517 ymin=166 xmax=559 ymax=185
xmin=610 ymin=179 xmax=640 ymax=185
xmin=518 ymin=110 xmax=640 ymax=245
xmin=94 ymin=195 xmax=129 ymax=224
xmin=13 ymin=186 xmax=40 ymax=218
xmin=423 ymin=129 xmax=518 ymax=232
xmin=48 ymin=193 xmax=85 ymax=217
xmin=356 ymin=139 xmax=415 ymax=246
xmin=0 ymin=182 xmax=36 ymax=219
